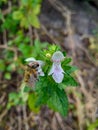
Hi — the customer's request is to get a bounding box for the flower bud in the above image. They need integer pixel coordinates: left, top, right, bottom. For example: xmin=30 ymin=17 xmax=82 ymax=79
xmin=46 ymin=53 xmax=51 ymax=58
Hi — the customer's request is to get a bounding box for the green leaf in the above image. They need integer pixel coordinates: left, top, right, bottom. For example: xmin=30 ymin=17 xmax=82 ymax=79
xmin=62 ymin=74 xmax=79 ymax=86
xmin=4 ymin=72 xmax=11 ymax=80
xmin=34 ymin=39 xmax=41 ymax=53
xmin=2 ymin=13 xmax=19 ymax=33
xmin=13 ymin=11 xmax=23 ymax=20
xmin=47 ymin=88 xmax=68 ymax=116
xmin=19 ymin=44 xmax=33 ymax=57
xmin=35 ymin=86 xmax=51 ymax=107
xmin=9 ymin=92 xmax=19 ymax=101
xmin=8 ymin=92 xmax=25 ymax=108
xmin=8 ymin=92 xmax=20 ymax=108
xmin=66 ymin=66 xmax=78 ymax=74
xmin=21 ymin=0 xmax=28 ymax=5
xmin=88 ymin=120 xmax=98 ymax=130
xmin=29 ymin=14 xmax=40 ymax=28
xmin=49 ymin=44 xmax=61 ymax=53
xmin=20 ymin=17 xmax=29 ymax=28
xmin=34 ymin=39 xmax=44 ymax=56
xmin=6 ymin=63 xmax=16 ymax=72
xmin=62 ymin=58 xmax=72 ymax=65
xmin=63 ymin=65 xmax=71 ymax=70
xmin=35 ymin=77 xmax=69 ymax=116
xmin=0 ymin=60 xmax=6 ymax=71
xmin=0 ymin=12 xmax=3 ymax=20
xmin=32 ymin=0 xmax=42 ymax=6
xmin=62 ymin=51 xmax=66 ymax=57
xmin=23 ymin=86 xmax=32 ymax=92
xmin=33 ymin=5 xmax=41 ymax=15
xmin=35 ymin=78 xmax=51 ymax=106
xmin=28 ymin=93 xmax=40 ymax=113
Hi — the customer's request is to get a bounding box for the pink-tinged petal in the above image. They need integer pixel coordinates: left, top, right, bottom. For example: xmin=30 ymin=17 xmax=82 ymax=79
xmin=52 ymin=51 xmax=65 ymax=62
xmin=48 ymin=62 xmax=64 ymax=75
xmin=55 ymin=62 xmax=64 ymax=73
xmin=48 ymin=62 xmax=64 ymax=83
xmin=48 ymin=64 xmax=55 ymax=75
xmin=38 ymin=66 xmax=45 ymax=76
xmin=39 ymin=71 xmax=45 ymax=76
xmin=49 ymin=51 xmax=65 ymax=83
xmin=53 ymin=62 xmax=64 ymax=83
xmin=52 ymin=72 xmax=64 ymax=83
xmin=52 ymin=62 xmax=64 ymax=74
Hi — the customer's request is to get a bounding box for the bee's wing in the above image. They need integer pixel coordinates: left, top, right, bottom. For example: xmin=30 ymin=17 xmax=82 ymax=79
xmin=27 ymin=74 xmax=37 ymax=88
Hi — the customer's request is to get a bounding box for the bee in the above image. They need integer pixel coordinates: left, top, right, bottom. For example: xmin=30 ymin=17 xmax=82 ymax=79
xmin=24 ymin=61 xmax=39 ymax=86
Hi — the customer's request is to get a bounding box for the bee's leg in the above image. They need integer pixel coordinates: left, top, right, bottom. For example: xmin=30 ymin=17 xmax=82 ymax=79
xmin=33 ymin=71 xmax=39 ymax=81
xmin=36 ymin=72 xmax=41 ymax=81
xmin=24 ymin=72 xmax=30 ymax=82
xmin=36 ymin=75 xmax=39 ymax=81
xmin=36 ymin=77 xmax=39 ymax=81
xmin=34 ymin=72 xmax=37 ymax=79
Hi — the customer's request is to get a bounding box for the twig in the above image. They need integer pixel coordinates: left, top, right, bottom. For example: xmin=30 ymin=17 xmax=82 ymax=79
xmin=29 ymin=26 xmax=33 ymax=46
xmin=34 ymin=29 xmax=39 ymax=39
xmin=76 ymin=71 xmax=96 ymax=121
xmin=48 ymin=0 xmax=70 ymax=13
xmin=55 ymin=113 xmax=66 ymax=130
xmin=3 ymin=30 xmax=7 ymax=46
xmin=22 ymin=105 xmax=29 ymax=130
xmin=51 ymin=114 xmax=58 ymax=130
xmin=48 ymin=0 xmax=76 ymax=57
xmin=0 ymin=92 xmax=6 ymax=104
xmin=76 ymin=71 xmax=94 ymax=99
xmin=0 ymin=45 xmax=18 ymax=60
xmin=0 ymin=109 xmax=8 ymax=122
xmin=41 ymin=24 xmax=59 ymax=45
xmin=2 ymin=0 xmax=12 ymax=15
xmin=17 ymin=106 xmax=22 ymax=130
xmin=2 ymin=8 xmax=11 ymax=15
xmin=8 ymin=0 xmax=12 ymax=12
xmin=73 ymin=89 xmax=84 ymax=130
xmin=76 ymin=43 xmax=97 ymax=66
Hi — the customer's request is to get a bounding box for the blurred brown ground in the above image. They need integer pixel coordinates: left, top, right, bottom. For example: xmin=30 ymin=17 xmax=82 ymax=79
xmin=0 ymin=0 xmax=98 ymax=130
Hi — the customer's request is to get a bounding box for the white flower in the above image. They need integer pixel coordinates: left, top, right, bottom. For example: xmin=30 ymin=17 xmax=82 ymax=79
xmin=48 ymin=51 xmax=65 ymax=83
xmin=25 ymin=57 xmax=45 ymax=76
xmin=25 ymin=57 xmax=36 ymax=62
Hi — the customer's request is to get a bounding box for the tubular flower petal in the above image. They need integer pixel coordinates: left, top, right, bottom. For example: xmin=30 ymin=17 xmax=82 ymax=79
xmin=48 ymin=51 xmax=65 ymax=83
xmin=37 ymin=65 xmax=45 ymax=76
xmin=52 ymin=51 xmax=65 ymax=62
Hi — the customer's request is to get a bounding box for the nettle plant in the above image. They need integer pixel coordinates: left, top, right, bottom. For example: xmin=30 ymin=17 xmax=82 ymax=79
xmin=13 ymin=0 xmax=42 ymax=28
xmin=8 ymin=43 xmax=78 ymax=116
